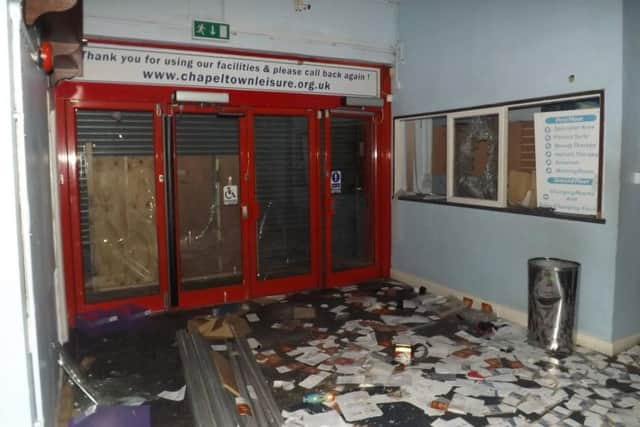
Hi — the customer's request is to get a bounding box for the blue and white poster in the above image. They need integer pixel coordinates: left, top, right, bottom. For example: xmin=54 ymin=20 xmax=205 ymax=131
xmin=330 ymin=170 xmax=342 ymax=194
xmin=534 ymin=109 xmax=600 ymax=215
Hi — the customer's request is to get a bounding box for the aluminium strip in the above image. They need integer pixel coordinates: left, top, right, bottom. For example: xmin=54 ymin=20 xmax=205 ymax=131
xmin=227 ymin=341 xmax=261 ymax=427
xmin=190 ymin=332 xmax=236 ymax=427
xmin=232 ymin=332 xmax=283 ymax=427
xmin=177 ymin=330 xmax=216 ymax=427
xmin=247 ymin=341 xmax=281 ymax=426
xmin=229 ymin=341 xmax=271 ymax=427
xmin=192 ymin=332 xmax=243 ymax=427
xmin=234 ymin=339 xmax=280 ymax=427
xmin=188 ymin=334 xmax=220 ymax=427
xmin=176 ymin=330 xmax=217 ymax=427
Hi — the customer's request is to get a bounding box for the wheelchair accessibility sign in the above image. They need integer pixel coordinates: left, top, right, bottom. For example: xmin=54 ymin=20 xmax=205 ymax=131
xmin=330 ymin=170 xmax=342 ymax=194
xmin=223 ymin=184 xmax=239 ymax=205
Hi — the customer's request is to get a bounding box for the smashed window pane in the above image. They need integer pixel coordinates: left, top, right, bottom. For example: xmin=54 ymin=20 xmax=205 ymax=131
xmin=452 ymin=114 xmax=500 ymax=201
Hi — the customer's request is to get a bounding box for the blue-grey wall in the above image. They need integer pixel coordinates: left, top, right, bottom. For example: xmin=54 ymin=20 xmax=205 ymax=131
xmin=393 ymin=0 xmax=623 ymax=341
xmin=613 ymin=0 xmax=640 ymax=341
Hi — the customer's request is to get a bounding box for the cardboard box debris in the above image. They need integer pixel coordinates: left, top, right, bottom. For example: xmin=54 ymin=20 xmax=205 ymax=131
xmin=508 ymin=169 xmax=537 ymax=208
xmin=187 ymin=314 xmax=250 ymax=339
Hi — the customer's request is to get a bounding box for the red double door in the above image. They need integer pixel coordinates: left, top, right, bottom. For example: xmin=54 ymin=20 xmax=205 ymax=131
xmin=59 ymin=91 xmax=389 ymax=318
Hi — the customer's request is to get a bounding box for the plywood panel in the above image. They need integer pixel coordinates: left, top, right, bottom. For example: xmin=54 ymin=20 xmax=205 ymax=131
xmin=432 ymin=126 xmax=447 ymax=176
xmin=508 ymin=120 xmax=536 ymax=173
xmin=87 ymin=154 xmax=158 ymax=292
xmin=177 ymin=154 xmax=242 ymax=283
xmin=177 ymin=156 xmax=215 ymax=242
xmin=177 ymin=155 xmax=216 ymax=280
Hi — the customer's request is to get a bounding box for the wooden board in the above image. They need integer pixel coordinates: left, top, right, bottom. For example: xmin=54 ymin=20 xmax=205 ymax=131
xmin=432 ymin=125 xmax=447 ymax=177
xmin=508 ymin=120 xmax=536 ymax=173
xmin=87 ymin=152 xmax=159 ymax=292
xmin=176 ymin=154 xmax=242 ymax=283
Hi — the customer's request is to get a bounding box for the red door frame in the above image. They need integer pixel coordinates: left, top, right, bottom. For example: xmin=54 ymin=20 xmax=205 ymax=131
xmin=56 ymin=40 xmax=392 ymax=326
xmin=168 ymin=104 xmax=251 ymax=309
xmin=248 ymin=108 xmax=321 ymax=297
xmin=58 ymin=99 xmax=169 ymax=320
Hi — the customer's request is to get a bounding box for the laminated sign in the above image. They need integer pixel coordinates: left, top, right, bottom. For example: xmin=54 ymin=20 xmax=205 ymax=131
xmin=330 ymin=170 xmax=342 ymax=194
xmin=223 ymin=184 xmax=238 ymax=206
xmin=534 ymin=109 xmax=600 ymax=215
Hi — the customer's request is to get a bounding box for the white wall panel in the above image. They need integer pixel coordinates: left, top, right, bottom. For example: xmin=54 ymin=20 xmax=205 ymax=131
xmin=84 ymin=0 xmax=397 ymax=64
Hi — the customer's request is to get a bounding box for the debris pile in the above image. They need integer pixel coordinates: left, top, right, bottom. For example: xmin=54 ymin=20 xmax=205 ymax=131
xmin=231 ymin=283 xmax=640 ymax=426
xmin=63 ymin=281 xmax=640 ymax=426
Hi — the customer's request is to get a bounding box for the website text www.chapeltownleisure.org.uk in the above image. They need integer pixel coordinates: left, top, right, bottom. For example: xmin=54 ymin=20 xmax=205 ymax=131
xmin=141 ymin=69 xmax=334 ymax=92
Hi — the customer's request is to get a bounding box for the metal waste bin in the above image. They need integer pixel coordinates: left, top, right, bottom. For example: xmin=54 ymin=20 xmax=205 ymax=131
xmin=527 ymin=258 xmax=580 ymax=354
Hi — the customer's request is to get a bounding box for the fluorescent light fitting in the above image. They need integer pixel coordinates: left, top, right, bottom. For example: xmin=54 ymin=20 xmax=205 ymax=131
xmin=174 ymin=91 xmax=230 ymax=104
xmin=343 ymin=96 xmax=384 ymax=108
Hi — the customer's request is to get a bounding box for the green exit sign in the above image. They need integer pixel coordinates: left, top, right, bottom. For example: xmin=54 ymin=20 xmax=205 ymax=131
xmin=192 ymin=20 xmax=230 ymax=41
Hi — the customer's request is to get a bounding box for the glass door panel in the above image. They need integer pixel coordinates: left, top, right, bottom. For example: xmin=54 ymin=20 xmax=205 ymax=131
xmin=254 ymin=115 xmax=311 ymax=280
xmin=174 ymin=114 xmax=243 ymax=290
xmin=330 ymin=116 xmax=375 ymax=272
xmin=76 ymin=109 xmax=160 ymax=303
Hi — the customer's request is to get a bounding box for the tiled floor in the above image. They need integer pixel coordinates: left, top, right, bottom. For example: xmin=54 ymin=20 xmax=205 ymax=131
xmin=66 ymin=281 xmax=640 ymax=426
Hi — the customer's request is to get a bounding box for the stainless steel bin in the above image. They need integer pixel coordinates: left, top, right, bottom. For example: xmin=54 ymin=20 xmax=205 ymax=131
xmin=527 ymin=258 xmax=580 ymax=354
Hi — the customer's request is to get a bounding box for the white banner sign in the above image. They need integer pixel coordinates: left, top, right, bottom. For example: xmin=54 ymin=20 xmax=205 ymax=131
xmin=534 ymin=108 xmax=600 ymax=215
xmin=79 ymin=43 xmax=380 ymax=97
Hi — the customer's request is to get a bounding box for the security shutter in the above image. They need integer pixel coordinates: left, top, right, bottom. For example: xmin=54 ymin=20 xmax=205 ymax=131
xmin=175 ymin=114 xmax=239 ymax=155
xmin=254 ymin=115 xmax=310 ymax=279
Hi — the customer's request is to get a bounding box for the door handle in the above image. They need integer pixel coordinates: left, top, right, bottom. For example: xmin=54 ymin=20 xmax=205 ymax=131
xmin=242 ymin=205 xmax=248 ymax=219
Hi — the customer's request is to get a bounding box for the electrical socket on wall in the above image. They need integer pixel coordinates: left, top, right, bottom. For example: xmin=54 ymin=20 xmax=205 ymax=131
xmin=632 ymin=172 xmax=640 ymax=185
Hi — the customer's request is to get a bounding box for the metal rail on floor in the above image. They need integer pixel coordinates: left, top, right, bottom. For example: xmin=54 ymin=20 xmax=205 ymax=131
xmin=227 ymin=341 xmax=261 ymax=427
xmin=177 ymin=330 xmax=242 ymax=427
xmin=177 ymin=328 xmax=283 ymax=427
xmin=193 ymin=332 xmax=244 ymax=427
xmin=231 ymin=328 xmax=283 ymax=427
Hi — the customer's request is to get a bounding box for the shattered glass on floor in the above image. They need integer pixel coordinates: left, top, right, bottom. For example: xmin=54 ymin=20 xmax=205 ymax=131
xmin=240 ymin=282 xmax=640 ymax=426
xmin=66 ymin=281 xmax=640 ymax=426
